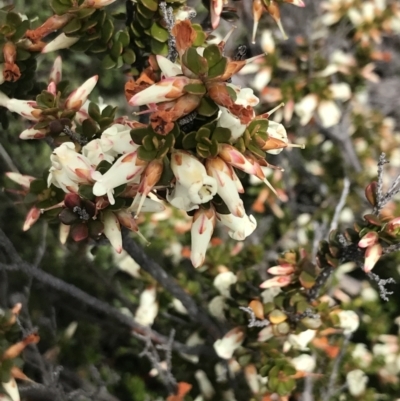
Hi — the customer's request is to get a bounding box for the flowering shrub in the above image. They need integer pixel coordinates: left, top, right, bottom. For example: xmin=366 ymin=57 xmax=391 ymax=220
xmin=1 ymin=0 xmax=400 ymax=400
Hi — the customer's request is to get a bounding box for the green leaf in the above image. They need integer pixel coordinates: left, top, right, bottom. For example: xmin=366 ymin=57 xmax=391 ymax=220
xmin=207 ymin=57 xmax=227 ymax=79
xmin=192 ymin=24 xmax=206 ymax=46
xmin=226 ymin=85 xmax=237 ymax=102
xmin=99 ymin=117 xmax=114 ymax=129
xmin=157 ymin=156 xmax=174 ymax=186
xmin=248 ymin=119 xmax=269 ymax=136
xmin=138 ymin=146 xmax=157 ymax=161
xmin=182 ymin=132 xmax=197 ymax=149
xmin=11 ymin=19 xmax=29 ymax=41
xmin=195 ymin=127 xmax=211 ymax=141
xmin=82 ymin=118 xmax=99 ymax=138
xmin=203 ymin=44 xmax=222 ymax=68
xmin=197 ymin=97 xmax=219 ymax=117
xmin=30 ymin=179 xmax=47 ymax=194
xmin=79 ymin=185 xmax=95 ymax=201
xmin=88 ymin=102 xmax=101 ymax=121
xmin=16 ymin=47 xmax=31 ymax=61
xmin=96 ymin=160 xmax=112 ymax=174
xmin=183 ymin=83 xmax=206 ymax=95
xmin=212 ymin=127 xmax=231 ymax=143
xmin=131 ymin=127 xmax=149 ymax=145
xmin=122 ymin=48 xmax=136 ymax=65
xmin=102 ymin=54 xmax=116 ymax=69
xmin=101 ymin=18 xmax=114 ymax=44
xmin=70 ymin=40 xmax=92 ymax=52
xmin=137 ymin=2 xmax=155 ymax=18
xmin=143 ymin=135 xmax=155 ymax=151
xmin=150 ymin=22 xmax=169 ymax=42
xmin=75 ymin=7 xmax=96 ymax=19
xmin=150 ymin=39 xmax=168 ymax=56
xmin=110 ymin=40 xmax=123 ymax=60
xmin=63 ymin=18 xmax=81 ymax=34
xmin=141 ymin=0 xmax=158 ymax=11
xmin=101 ymin=105 xmax=117 ymax=118
xmin=117 ymin=29 xmax=130 ymax=47
xmin=36 ymin=91 xmax=55 ymax=108
xmin=6 ymin=11 xmax=22 ymax=27
xmin=210 ymin=138 xmax=218 ymax=157
xmin=183 ymin=47 xmax=208 ymax=77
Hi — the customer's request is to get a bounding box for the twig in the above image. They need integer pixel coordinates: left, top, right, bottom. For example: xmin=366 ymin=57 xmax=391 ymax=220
xmin=0 ymin=229 xmax=205 ymax=356
xmin=159 ymin=1 xmax=178 ymax=62
xmin=329 ymin=177 xmax=351 ymax=232
xmin=0 ymin=142 xmax=19 ymax=172
xmin=239 ymin=306 xmax=270 ymax=328
xmin=122 ymin=230 xmax=222 ymax=340
xmin=307 ymin=266 xmax=334 ymax=302
xmin=367 ymin=272 xmax=395 ymax=301
xmin=62 ymin=126 xmax=88 ymax=145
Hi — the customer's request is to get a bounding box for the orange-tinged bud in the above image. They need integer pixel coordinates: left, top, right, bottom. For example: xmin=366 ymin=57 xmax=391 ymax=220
xmin=249 ymin=299 xmax=264 ymax=319
xmin=252 ymin=0 xmax=264 ymax=44
xmin=26 ymin=14 xmax=74 ymax=42
xmin=3 ymin=42 xmax=20 ymax=82
xmin=2 ymin=333 xmax=40 ymax=359
xmin=23 ymin=207 xmax=41 ymax=231
xmin=266 ymin=1 xmax=288 ymax=40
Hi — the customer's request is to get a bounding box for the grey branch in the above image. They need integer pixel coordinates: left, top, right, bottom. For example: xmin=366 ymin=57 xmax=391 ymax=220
xmin=239 ymin=306 xmax=270 ymax=328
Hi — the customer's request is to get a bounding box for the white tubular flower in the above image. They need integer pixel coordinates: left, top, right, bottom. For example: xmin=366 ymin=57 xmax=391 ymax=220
xmin=336 ymin=310 xmax=360 ymax=334
xmin=213 ymin=327 xmax=245 ymax=359
xmin=82 ymin=138 xmax=115 ymax=165
xmin=294 ymin=93 xmax=318 ymax=126
xmin=135 ymin=286 xmax=158 ymax=327
xmin=287 ymin=329 xmax=316 ymax=351
xmin=47 ymin=142 xmax=93 ymax=192
xmin=171 ymin=150 xmax=217 ymax=205
xmin=265 ymin=121 xmax=288 ymax=155
xmin=317 ymin=100 xmax=341 ymax=128
xmin=49 ymin=55 xmax=62 ymax=84
xmin=102 ymin=210 xmax=122 ymax=253
xmin=258 ymin=325 xmax=274 ymax=342
xmin=206 ymin=157 xmax=245 ymax=217
xmin=92 ymin=151 xmax=147 ymax=204
xmin=1 ymin=378 xmax=20 ymax=401
xmin=65 ymin=75 xmax=98 ymax=111
xmin=290 ymin=354 xmax=316 ymax=373
xmin=217 ymin=107 xmax=247 ymax=142
xmin=346 ymin=369 xmax=368 ymax=396
xmin=156 ymin=55 xmax=182 ymax=77
xmin=191 ymin=207 xmax=216 ymax=268
xmin=195 ymin=370 xmax=216 ymax=400
xmin=213 ymin=271 xmax=237 ymax=298
xmin=166 ymin=182 xmax=200 ymax=212
xmin=228 ymin=84 xmax=259 ymax=107
xmin=259 ymin=275 xmax=292 ymax=289
xmin=208 ymin=295 xmax=227 ymax=321
xmin=128 ymin=76 xmax=191 ymax=106
xmin=100 ymin=124 xmax=139 ymax=157
xmin=41 ymin=33 xmax=79 ymax=53
xmin=217 ymin=213 xmax=257 ymax=241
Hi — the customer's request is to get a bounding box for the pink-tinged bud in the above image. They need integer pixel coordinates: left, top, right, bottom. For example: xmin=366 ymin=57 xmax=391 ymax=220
xmin=65 ymin=75 xmax=98 ymax=110
xmin=130 ymin=159 xmax=163 ymax=217
xmin=260 ymin=275 xmax=293 ymax=289
xmin=191 ymin=207 xmax=216 ymax=268
xmin=365 ymin=181 xmax=378 ymax=207
xmin=23 ymin=207 xmax=41 ymax=231
xmin=102 ymin=210 xmax=122 ymax=253
xmin=47 ymin=81 xmax=57 ymax=95
xmin=3 ymin=98 xmax=42 ymax=121
xmin=5 ymin=172 xmax=35 ymax=189
xmin=92 ymin=151 xmax=147 ymax=205
xmin=19 ymin=127 xmax=47 ymax=140
xmin=128 ymin=77 xmax=193 ymax=107
xmin=358 ymin=231 xmax=379 ymax=248
xmin=364 ymin=244 xmax=382 ymax=273
xmin=386 ymin=217 xmax=400 ymax=235
xmin=206 ymin=157 xmax=245 ymax=217
xmin=115 ymin=210 xmax=139 ymax=232
xmin=49 ymin=56 xmax=62 ymax=84
xmin=213 ymin=327 xmax=245 ymax=359
xmin=266 ymin=1 xmax=288 ymax=40
xmin=267 ymin=264 xmax=295 ymax=275
xmin=210 ymin=0 xmax=223 ymax=29
xmin=41 ymin=33 xmax=79 ymax=53
xmin=59 ymin=223 xmax=70 ymax=244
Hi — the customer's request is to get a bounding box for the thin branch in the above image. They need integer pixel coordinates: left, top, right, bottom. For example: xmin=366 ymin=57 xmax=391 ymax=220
xmin=159 ymin=1 xmax=178 ymax=62
xmin=0 ymin=229 xmax=205 ymax=356
xmin=122 ymin=230 xmax=222 ymax=340
xmin=0 ymin=142 xmax=19 ymax=172
xmin=307 ymin=266 xmax=334 ymax=302
xmin=239 ymin=306 xmax=270 ymax=328
xmin=329 ymin=177 xmax=351 ymax=232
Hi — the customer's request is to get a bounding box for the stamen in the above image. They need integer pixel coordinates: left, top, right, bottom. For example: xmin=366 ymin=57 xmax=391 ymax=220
xmin=286 ymin=143 xmax=305 ymax=149
xmin=266 ymin=102 xmax=285 ymax=116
